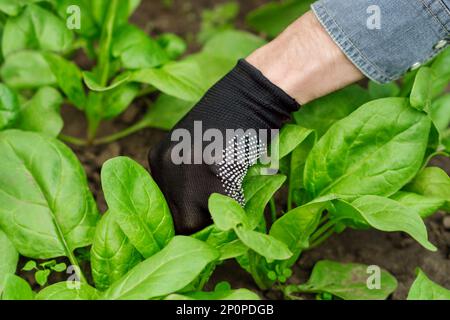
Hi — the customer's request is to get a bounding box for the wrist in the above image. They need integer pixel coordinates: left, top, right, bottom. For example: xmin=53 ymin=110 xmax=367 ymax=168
xmin=246 ymin=11 xmax=363 ymax=105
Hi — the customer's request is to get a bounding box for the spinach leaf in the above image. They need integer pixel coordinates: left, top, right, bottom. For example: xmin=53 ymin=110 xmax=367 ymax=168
xmin=0 ymin=83 xmax=20 ymax=130
xmin=2 ymin=4 xmax=73 ymax=57
xmin=304 ymin=98 xmax=431 ymax=200
xmin=102 ymin=236 xmax=219 ymax=300
xmin=44 ymin=53 xmax=86 ymax=110
xmin=157 ymin=33 xmax=187 ymax=60
xmin=235 ymin=226 xmax=292 ymax=261
xmin=131 ymin=53 xmax=232 ymax=102
xmin=334 ymin=196 xmax=436 ymax=251
xmin=293 ymin=85 xmax=370 ymax=136
xmin=1 ymin=51 xmax=56 ymax=89
xmin=112 ymin=24 xmax=169 ymax=70
xmin=270 ymin=202 xmax=324 ymax=256
xmin=431 ymin=47 xmax=450 ymax=97
xmin=14 ymin=87 xmax=63 ymax=137
xmin=101 ymin=157 xmax=174 ymax=258
xmin=218 ymin=239 xmax=248 ymax=261
xmin=0 ymin=229 xmax=18 ymax=294
xmin=209 ymin=193 xmax=248 ymax=231
xmin=391 ymin=191 xmax=445 ymax=219
xmin=429 ymin=94 xmax=450 ymax=137
xmin=102 ymin=83 xmax=140 ymax=119
xmin=272 ymin=124 xmax=313 ymax=160
xmin=410 ymin=67 xmax=434 ymax=111
xmin=407 ymin=269 xmax=450 ymax=300
xmin=405 ymin=167 xmax=450 ymax=211
xmin=1 ymin=274 xmax=34 ymax=300
xmin=291 ymin=260 xmax=397 ymax=300
xmin=246 ymin=0 xmax=314 ymax=38
xmin=0 ymin=130 xmax=99 ymax=259
xmin=202 ymin=30 xmax=266 ymax=61
xmin=243 ymin=174 xmax=286 ymax=229
xmin=91 ymin=212 xmax=143 ymax=291
xmin=36 ymin=282 xmax=99 ymax=300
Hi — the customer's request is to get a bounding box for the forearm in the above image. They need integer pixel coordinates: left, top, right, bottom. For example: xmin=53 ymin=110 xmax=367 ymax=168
xmin=247 ymin=11 xmax=363 ymax=105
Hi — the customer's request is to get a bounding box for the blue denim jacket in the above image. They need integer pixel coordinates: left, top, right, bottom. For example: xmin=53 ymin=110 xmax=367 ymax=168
xmin=312 ymin=0 xmax=450 ymax=83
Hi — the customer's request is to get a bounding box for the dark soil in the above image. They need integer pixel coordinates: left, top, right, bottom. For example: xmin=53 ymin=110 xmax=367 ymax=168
xmin=55 ymin=0 xmax=450 ymax=300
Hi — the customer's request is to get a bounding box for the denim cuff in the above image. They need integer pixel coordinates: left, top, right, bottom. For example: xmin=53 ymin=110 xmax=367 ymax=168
xmin=311 ymin=0 xmax=450 ymax=83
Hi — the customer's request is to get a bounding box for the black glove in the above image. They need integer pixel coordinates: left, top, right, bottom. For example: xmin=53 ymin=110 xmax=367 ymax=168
xmin=149 ymin=59 xmax=299 ymax=234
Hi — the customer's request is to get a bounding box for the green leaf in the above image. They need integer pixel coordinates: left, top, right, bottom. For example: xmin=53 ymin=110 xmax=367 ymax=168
xmin=2 ymin=4 xmax=73 ymax=57
xmin=36 ymin=282 xmax=99 ymax=300
xmin=0 ymin=130 xmax=99 ymax=259
xmin=203 ymin=30 xmax=266 ymax=61
xmin=272 ymin=124 xmax=313 ymax=159
xmin=102 ymin=236 xmax=219 ymax=300
xmin=243 ymin=174 xmax=286 ymax=229
xmin=102 ymin=83 xmax=140 ymax=120
xmin=218 ymin=239 xmax=248 ymax=260
xmin=405 ymin=167 xmax=450 ymax=211
xmin=246 ymin=0 xmax=315 ymax=38
xmin=429 ymin=94 xmax=450 ymax=135
xmin=407 ymin=269 xmax=450 ymax=300
xmin=0 ymin=83 xmax=20 ymax=130
xmin=14 ymin=87 xmax=63 ymax=137
xmin=52 ymin=0 xmax=99 ymax=37
xmin=51 ymin=263 xmax=67 ymax=272
xmin=131 ymin=53 xmax=233 ymax=102
xmin=270 ymin=202 xmax=324 ymax=255
xmin=0 ymin=229 xmax=18 ymax=293
xmin=22 ymin=260 xmax=36 ymax=272
xmin=235 ymin=226 xmax=292 ymax=261
xmin=293 ymin=85 xmax=370 ymax=137
xmin=410 ymin=67 xmax=434 ymax=111
xmin=35 ymin=269 xmax=50 ymax=286
xmin=1 ymin=274 xmax=34 ymax=300
xmin=44 ymin=53 xmax=86 ymax=110
xmin=304 ymin=98 xmax=431 ymax=199
xmin=112 ymin=24 xmax=169 ymax=70
xmin=368 ymin=81 xmax=400 ymax=99
xmin=82 ymin=71 xmax=131 ymax=92
xmin=140 ymin=94 xmax=194 ymax=131
xmin=1 ymin=51 xmax=56 ymax=89
xmin=101 ymin=157 xmax=174 ymax=258
xmin=391 ymin=191 xmax=445 ymax=219
xmin=157 ymin=33 xmax=187 ymax=60
xmin=431 ymin=47 xmax=450 ymax=97
xmin=294 ymin=260 xmax=397 ymax=300
xmin=335 ymin=196 xmax=436 ymax=251
xmin=208 ymin=193 xmax=248 ymax=231
xmin=91 ymin=212 xmax=142 ymax=291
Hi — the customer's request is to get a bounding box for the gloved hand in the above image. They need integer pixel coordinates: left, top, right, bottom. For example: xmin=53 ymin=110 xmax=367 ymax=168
xmin=149 ymin=60 xmax=299 ymax=234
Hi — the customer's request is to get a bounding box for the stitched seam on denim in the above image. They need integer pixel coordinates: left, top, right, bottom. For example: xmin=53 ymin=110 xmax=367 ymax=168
xmin=438 ymin=0 xmax=450 ymax=17
xmin=312 ymin=3 xmax=391 ymax=82
xmin=419 ymin=0 xmax=450 ymax=33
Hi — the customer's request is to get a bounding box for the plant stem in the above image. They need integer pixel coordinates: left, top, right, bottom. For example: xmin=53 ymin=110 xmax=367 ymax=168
xmin=67 ymin=250 xmax=87 ymax=284
xmin=58 ymin=134 xmax=89 ymax=146
xmin=269 ymin=198 xmax=277 ymax=223
xmin=85 ymin=0 xmax=118 ymax=142
xmin=308 ymin=228 xmax=335 ymax=250
xmin=310 ymin=220 xmax=335 ymax=244
xmin=93 ymin=121 xmax=148 ymax=145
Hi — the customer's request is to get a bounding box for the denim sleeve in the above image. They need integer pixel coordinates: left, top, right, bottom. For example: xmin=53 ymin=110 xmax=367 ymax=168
xmin=311 ymin=0 xmax=450 ymax=83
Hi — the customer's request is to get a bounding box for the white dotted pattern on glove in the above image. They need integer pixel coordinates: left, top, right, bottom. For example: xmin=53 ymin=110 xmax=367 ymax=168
xmin=217 ymin=134 xmax=266 ymax=206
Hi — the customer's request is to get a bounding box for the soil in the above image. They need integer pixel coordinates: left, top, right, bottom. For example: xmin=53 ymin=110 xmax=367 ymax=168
xmin=50 ymin=0 xmax=450 ymax=300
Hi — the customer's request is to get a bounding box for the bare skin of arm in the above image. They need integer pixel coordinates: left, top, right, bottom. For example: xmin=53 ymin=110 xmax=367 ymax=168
xmin=247 ymin=11 xmax=364 ymax=105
